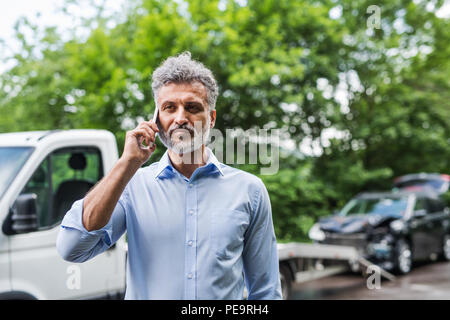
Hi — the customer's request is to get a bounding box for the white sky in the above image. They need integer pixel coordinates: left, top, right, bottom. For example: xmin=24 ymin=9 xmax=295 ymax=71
xmin=0 ymin=0 xmax=126 ymax=72
xmin=1 ymin=0 xmax=68 ymax=50
xmin=0 ymin=0 xmax=66 ymax=31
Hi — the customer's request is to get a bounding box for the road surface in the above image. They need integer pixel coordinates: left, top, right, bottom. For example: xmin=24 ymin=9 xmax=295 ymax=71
xmin=291 ymin=260 xmax=450 ymax=299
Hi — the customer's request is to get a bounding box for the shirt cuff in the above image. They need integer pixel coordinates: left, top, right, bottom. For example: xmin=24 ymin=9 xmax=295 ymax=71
xmin=60 ymin=198 xmax=114 ymax=247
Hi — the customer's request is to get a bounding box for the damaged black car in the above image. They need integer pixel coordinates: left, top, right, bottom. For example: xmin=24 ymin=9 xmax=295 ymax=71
xmin=308 ymin=190 xmax=450 ymax=274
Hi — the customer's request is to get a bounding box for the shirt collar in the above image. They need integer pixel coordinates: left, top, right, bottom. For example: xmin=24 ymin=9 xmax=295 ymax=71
xmin=154 ymin=150 xmax=174 ymax=179
xmin=155 ymin=147 xmax=224 ymax=179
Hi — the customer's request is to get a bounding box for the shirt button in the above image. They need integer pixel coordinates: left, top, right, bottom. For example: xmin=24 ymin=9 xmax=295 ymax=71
xmin=189 ymin=183 xmax=194 ymax=188
xmin=187 ymin=273 xmax=193 ymax=279
xmin=188 ymin=240 xmax=193 ymax=246
xmin=189 ymin=209 xmax=194 ymax=215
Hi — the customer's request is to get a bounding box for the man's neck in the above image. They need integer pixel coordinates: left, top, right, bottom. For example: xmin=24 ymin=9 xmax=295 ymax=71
xmin=168 ymin=145 xmax=208 ymax=179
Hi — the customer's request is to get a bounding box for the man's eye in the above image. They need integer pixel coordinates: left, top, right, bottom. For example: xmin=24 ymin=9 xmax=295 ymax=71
xmin=164 ymin=105 xmax=174 ymax=110
xmin=187 ymin=105 xmax=200 ymax=111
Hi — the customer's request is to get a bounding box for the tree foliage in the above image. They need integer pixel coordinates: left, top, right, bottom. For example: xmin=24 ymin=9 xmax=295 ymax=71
xmin=1 ymin=0 xmax=449 ymax=241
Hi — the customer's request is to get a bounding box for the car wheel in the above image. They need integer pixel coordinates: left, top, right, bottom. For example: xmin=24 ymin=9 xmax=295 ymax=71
xmin=394 ymin=239 xmax=412 ymax=274
xmin=279 ymin=264 xmax=292 ymax=300
xmin=441 ymin=235 xmax=450 ymax=261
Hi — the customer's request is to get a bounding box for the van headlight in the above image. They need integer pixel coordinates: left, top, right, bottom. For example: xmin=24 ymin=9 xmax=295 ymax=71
xmin=390 ymin=220 xmax=405 ymax=233
xmin=309 ymin=223 xmax=326 ymax=241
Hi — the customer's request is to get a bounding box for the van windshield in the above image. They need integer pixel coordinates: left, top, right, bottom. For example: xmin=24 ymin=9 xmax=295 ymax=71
xmin=0 ymin=147 xmax=34 ymax=200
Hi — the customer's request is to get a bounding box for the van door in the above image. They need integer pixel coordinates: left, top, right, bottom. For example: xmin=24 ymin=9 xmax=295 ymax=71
xmin=9 ymin=146 xmax=123 ymax=299
xmin=0 ymin=233 xmax=11 ymax=294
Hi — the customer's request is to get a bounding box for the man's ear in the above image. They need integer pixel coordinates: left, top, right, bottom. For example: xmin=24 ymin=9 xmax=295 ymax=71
xmin=210 ymin=109 xmax=216 ymax=128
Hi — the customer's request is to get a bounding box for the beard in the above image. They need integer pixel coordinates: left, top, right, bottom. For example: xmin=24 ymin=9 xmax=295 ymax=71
xmin=158 ymin=117 xmax=211 ymax=155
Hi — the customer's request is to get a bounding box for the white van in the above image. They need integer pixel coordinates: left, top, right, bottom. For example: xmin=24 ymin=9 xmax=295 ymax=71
xmin=0 ymin=130 xmax=127 ymax=299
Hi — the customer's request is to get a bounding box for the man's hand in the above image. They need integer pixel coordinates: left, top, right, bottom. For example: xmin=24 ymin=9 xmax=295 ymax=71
xmin=122 ymin=120 xmax=160 ymax=167
xmin=81 ymin=120 xmax=159 ymax=231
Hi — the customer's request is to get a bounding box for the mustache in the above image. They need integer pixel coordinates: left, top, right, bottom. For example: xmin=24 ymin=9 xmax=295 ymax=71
xmin=168 ymin=123 xmax=195 ymax=136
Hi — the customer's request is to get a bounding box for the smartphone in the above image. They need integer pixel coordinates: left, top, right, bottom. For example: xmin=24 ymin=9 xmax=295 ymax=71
xmin=140 ymin=108 xmax=159 ymax=150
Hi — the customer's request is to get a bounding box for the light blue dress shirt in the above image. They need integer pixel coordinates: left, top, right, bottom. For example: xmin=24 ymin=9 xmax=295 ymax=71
xmin=56 ymin=148 xmax=282 ymax=300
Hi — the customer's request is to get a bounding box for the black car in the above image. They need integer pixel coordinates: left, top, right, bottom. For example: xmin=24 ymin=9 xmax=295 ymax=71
xmin=308 ymin=190 xmax=450 ymax=274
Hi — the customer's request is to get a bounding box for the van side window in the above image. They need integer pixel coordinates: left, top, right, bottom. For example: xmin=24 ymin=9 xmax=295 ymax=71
xmin=21 ymin=158 xmax=51 ymax=227
xmin=20 ymin=147 xmax=103 ymax=230
xmin=51 ymin=148 xmax=103 ymax=227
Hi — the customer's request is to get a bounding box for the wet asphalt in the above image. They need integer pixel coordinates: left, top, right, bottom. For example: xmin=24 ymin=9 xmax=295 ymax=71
xmin=291 ymin=260 xmax=450 ymax=300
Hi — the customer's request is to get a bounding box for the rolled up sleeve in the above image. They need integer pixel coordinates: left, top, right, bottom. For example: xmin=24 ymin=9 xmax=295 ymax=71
xmin=242 ymin=179 xmax=282 ymax=300
xmin=56 ymin=190 xmax=127 ymax=263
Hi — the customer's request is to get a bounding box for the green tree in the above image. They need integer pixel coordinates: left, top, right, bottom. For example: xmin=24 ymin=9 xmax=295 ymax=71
xmin=1 ymin=0 xmax=449 ymax=241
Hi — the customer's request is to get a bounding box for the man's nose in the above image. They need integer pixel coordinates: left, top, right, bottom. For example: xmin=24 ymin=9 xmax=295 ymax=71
xmin=174 ymin=107 xmax=189 ymax=126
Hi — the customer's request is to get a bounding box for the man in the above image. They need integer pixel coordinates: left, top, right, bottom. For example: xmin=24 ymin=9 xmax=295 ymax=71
xmin=56 ymin=52 xmax=282 ymax=300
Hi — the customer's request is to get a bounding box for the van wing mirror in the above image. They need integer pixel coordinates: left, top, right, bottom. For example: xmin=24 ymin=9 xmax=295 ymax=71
xmin=5 ymin=193 xmax=39 ymax=234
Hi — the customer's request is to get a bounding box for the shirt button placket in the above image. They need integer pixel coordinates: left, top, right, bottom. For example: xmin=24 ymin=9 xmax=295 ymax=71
xmin=184 ymin=181 xmax=197 ymax=299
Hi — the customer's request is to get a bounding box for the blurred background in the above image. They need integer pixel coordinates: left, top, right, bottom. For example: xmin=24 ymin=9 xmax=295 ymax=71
xmin=1 ymin=0 xmax=449 ymax=245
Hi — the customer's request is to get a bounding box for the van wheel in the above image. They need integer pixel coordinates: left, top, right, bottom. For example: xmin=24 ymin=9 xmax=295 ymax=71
xmin=279 ymin=264 xmax=292 ymax=300
xmin=394 ymin=239 xmax=412 ymax=274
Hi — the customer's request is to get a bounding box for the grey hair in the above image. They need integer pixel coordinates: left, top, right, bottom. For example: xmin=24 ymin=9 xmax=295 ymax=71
xmin=151 ymin=51 xmax=219 ymax=110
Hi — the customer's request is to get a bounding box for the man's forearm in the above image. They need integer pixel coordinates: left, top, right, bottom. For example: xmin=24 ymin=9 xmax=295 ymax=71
xmin=82 ymin=157 xmax=141 ymax=231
